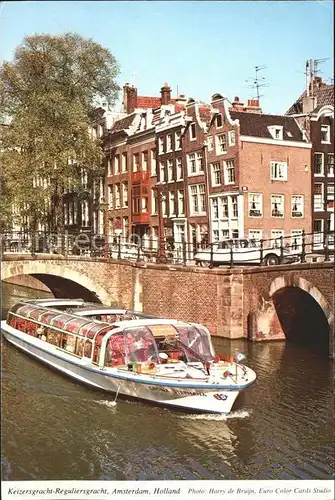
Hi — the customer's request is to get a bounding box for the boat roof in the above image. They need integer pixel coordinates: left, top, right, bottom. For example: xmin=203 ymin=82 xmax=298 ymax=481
xmin=26 ymin=298 xmax=96 ymax=307
xmin=69 ymin=306 xmax=157 ymax=318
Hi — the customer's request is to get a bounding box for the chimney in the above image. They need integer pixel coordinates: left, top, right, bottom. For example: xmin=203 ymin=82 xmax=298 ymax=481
xmin=161 ymin=82 xmax=171 ymax=105
xmin=123 ymin=83 xmax=137 ymax=114
xmin=230 ymin=96 xmax=245 ymax=111
xmin=302 ymin=95 xmax=316 ymax=114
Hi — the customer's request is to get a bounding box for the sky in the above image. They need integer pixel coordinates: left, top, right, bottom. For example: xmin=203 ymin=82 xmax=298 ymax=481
xmin=0 ymin=0 xmax=333 ymax=114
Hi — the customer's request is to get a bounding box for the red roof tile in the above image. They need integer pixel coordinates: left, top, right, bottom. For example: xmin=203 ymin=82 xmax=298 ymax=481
xmin=286 ymin=84 xmax=334 ymax=115
xmin=136 ymin=96 xmax=162 ymax=109
xmin=199 ymin=106 xmax=212 ymax=125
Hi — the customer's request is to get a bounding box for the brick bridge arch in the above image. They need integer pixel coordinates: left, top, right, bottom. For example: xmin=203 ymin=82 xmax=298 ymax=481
xmin=2 ymin=260 xmax=110 ymax=304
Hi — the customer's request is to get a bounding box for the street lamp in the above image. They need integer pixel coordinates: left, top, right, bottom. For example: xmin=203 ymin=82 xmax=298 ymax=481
xmin=154 ymin=182 xmax=167 ymax=263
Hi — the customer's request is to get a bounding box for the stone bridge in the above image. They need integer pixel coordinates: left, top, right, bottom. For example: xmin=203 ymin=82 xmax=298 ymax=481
xmin=1 ymin=254 xmax=334 ymax=356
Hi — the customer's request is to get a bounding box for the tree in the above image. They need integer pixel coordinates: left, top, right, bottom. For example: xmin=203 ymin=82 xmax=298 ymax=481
xmin=0 ymin=33 xmax=120 ymax=232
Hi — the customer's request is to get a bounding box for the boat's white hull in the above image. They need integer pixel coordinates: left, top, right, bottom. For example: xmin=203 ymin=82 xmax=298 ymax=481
xmin=1 ymin=321 xmax=255 ymax=414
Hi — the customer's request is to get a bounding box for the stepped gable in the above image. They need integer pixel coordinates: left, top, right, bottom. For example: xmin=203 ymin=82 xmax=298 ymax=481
xmin=230 ymin=111 xmax=304 ymax=142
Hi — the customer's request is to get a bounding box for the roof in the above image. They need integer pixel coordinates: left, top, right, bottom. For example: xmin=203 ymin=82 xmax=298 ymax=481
xmin=110 ymin=114 xmax=136 ymax=133
xmin=199 ymin=106 xmax=212 ymax=126
xmin=286 ymin=84 xmax=334 ymax=115
xmin=229 ymin=111 xmax=305 ymax=142
xmin=136 ymin=96 xmax=162 ymax=109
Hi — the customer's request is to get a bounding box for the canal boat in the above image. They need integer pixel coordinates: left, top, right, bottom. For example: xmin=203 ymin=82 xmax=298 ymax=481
xmin=1 ymin=301 xmax=256 ymax=414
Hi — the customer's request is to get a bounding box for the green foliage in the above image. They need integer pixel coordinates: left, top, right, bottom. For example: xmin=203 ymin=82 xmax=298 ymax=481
xmin=0 ymin=33 xmax=120 ymax=231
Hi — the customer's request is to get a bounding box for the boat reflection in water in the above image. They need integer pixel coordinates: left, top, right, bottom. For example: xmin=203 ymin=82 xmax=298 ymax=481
xmin=1 ymin=299 xmax=256 ymax=414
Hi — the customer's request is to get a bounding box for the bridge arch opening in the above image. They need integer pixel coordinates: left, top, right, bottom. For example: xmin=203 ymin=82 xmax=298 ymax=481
xmin=271 ymin=281 xmax=331 ymax=354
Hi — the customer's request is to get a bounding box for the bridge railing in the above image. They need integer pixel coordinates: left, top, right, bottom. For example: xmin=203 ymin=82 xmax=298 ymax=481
xmin=0 ymin=229 xmax=334 ymax=268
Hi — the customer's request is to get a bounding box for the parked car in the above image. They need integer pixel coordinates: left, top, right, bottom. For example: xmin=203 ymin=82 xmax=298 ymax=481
xmin=109 ymin=242 xmax=146 ymax=261
xmin=194 ymin=238 xmax=300 ymax=267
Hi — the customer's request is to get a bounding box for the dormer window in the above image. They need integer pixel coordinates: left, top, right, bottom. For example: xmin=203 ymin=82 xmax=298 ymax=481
xmin=268 ymin=126 xmax=283 ymax=140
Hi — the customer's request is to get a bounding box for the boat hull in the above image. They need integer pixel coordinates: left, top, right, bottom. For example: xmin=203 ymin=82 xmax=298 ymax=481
xmin=1 ymin=321 xmax=255 ymax=414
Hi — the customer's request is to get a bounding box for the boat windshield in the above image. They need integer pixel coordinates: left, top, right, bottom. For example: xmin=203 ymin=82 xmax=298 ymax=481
xmin=174 ymin=325 xmax=214 ymax=361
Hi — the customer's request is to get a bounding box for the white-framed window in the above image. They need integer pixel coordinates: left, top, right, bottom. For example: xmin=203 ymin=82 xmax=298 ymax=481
xmin=216 ymin=133 xmax=227 ymax=154
xmin=268 ymin=126 xmax=283 ymax=140
xmin=207 ymin=135 xmax=213 ymax=151
xmin=220 ymin=197 xmax=228 ymax=218
xmin=211 ymin=162 xmax=221 ymax=186
xmin=122 ymin=182 xmax=128 ymax=207
xmin=167 ymin=159 xmax=174 ymax=182
xmin=151 ymin=149 xmax=156 ymax=176
xmin=224 ymin=159 xmax=235 ymax=184
xmin=189 ymin=184 xmax=206 ymax=215
xmin=321 ymin=124 xmax=330 ymax=143
xmin=327 ymin=184 xmax=334 ymax=200
xmin=108 ymin=158 xmax=112 ymax=176
xmin=114 ymin=155 xmax=120 ymax=174
xmin=271 ymin=229 xmax=284 ymax=248
xmin=291 ymin=229 xmax=303 ymax=251
xmin=176 ymin=157 xmax=183 ymax=180
xmin=187 ymin=153 xmax=196 ymax=175
xmin=108 ymin=185 xmax=113 ymax=209
xmin=159 ymin=162 xmax=165 ymax=183
xmin=190 ymin=123 xmax=196 ymax=140
xmin=169 ymin=191 xmax=176 ymax=216
xmin=231 ymin=196 xmax=238 ymax=217
xmin=216 ymin=114 xmax=223 ymax=128
xmin=162 ymin=194 xmax=167 ymax=217
xmin=211 ymin=198 xmax=219 ymax=219
xmin=291 ymin=195 xmax=304 ymax=218
xmin=271 ymin=194 xmax=284 ymax=217
xmin=115 ymin=183 xmax=121 ymax=209
xmin=158 ymin=137 xmax=164 ymax=154
xmin=213 ymin=230 xmax=220 ymax=241
xmin=175 ymin=130 xmax=181 ymax=150
xmin=327 ymin=153 xmax=334 ymax=177
xmin=314 ymin=153 xmax=324 ymax=176
xmin=313 ymin=183 xmax=324 ymax=210
xmin=151 ymin=189 xmax=158 ymax=215
xmin=248 ymin=193 xmax=263 ymax=217
xmin=249 ymin=229 xmax=263 ymax=243
xmin=121 ymin=153 xmax=127 ymax=172
xmin=132 ymin=153 xmax=139 ymax=172
xmin=228 ymin=130 xmax=235 ymax=146
xmin=142 ymin=151 xmax=148 ymax=172
xmin=177 ymin=190 xmax=184 ymax=215
xmin=270 ymin=161 xmax=287 ymax=181
xmin=167 ymin=134 xmax=173 ymax=152
xmin=196 ymin=151 xmax=203 ymax=172
xmin=313 ymin=219 xmax=323 ymax=246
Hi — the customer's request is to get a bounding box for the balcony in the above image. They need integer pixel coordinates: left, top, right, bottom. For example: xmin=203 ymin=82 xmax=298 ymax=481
xmin=132 ymin=172 xmax=149 ymax=184
xmin=132 ymin=212 xmax=150 ymax=224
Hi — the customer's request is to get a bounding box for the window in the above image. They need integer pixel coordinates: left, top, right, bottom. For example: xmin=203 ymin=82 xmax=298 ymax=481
xmin=211 ymin=198 xmax=219 ymax=219
xmin=114 ymin=155 xmax=120 ymax=174
xmin=162 ymin=194 xmax=167 ymax=217
xmin=196 ymin=151 xmax=203 ymax=171
xmin=142 ymin=151 xmax=148 ymax=172
xmin=122 ymin=182 xmax=128 ymax=207
xmin=327 ymin=154 xmax=334 ymax=177
xmin=190 ymin=123 xmax=196 ymax=140
xmin=177 ymin=190 xmax=184 ymax=215
xmin=220 ymin=197 xmax=228 ymax=218
xmin=313 ymin=219 xmax=323 ymax=246
xmin=216 ymin=114 xmax=223 ymax=128
xmin=216 ymin=133 xmax=227 ymax=154
xmin=249 ymin=229 xmax=263 ymax=243
xmin=207 ymin=136 xmax=213 ymax=151
xmin=175 ymin=130 xmax=181 ymax=150
xmin=158 ymin=137 xmax=164 ymax=154
xmin=188 ymin=153 xmax=196 ymax=175
xmin=167 ymin=159 xmax=174 ymax=182
xmin=270 ymin=161 xmax=287 ymax=181
xmin=271 ymin=195 xmax=284 ymax=217
xmin=211 ymin=163 xmax=221 ymax=186
xmin=248 ymin=193 xmax=262 ymax=217
xmin=327 ymin=184 xmax=334 ymax=200
xmin=108 ymin=185 xmax=113 ymax=209
xmin=159 ymin=162 xmax=165 ymax=183
xmin=151 ymin=189 xmax=158 ymax=214
xmin=121 ymin=153 xmax=127 ymax=172
xmin=189 ymin=184 xmax=206 ymax=215
xmin=291 ymin=195 xmax=304 ymax=217
xmin=114 ymin=184 xmax=120 ymax=209
xmin=169 ymin=192 xmax=176 ymax=216
xmin=176 ymin=157 xmax=183 ymax=180
xmin=228 ymin=130 xmax=235 ymax=146
xmin=321 ymin=124 xmax=330 ymax=143
xmin=167 ymin=134 xmax=173 ymax=152
xmin=132 ymin=153 xmax=139 ymax=172
xmin=291 ymin=230 xmax=303 ymax=251
xmin=268 ymin=126 xmax=283 ymax=140
xmin=213 ymin=230 xmax=219 ymax=241
xmin=313 ymin=183 xmax=324 ymax=210
xmin=224 ymin=160 xmax=235 ymax=184
xmin=108 ymin=159 xmax=112 ymax=176
xmin=232 ymin=229 xmax=239 ymax=239
xmin=231 ymin=196 xmax=238 ymax=217
xmin=271 ymin=229 xmax=284 ymax=248
xmin=314 ymin=153 xmax=324 ymax=176
xmin=151 ymin=149 xmax=156 ymax=176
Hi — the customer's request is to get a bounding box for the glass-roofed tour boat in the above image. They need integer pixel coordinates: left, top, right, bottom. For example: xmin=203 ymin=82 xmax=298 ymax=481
xmin=1 ymin=301 xmax=257 ymax=414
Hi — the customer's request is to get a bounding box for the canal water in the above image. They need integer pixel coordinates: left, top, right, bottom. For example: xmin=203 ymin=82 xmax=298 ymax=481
xmin=1 ymin=282 xmax=334 ymax=481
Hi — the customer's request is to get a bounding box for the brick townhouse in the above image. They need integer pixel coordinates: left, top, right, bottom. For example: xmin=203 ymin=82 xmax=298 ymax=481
xmin=207 ymin=94 xmax=312 ymax=248
xmin=286 ymin=71 xmax=334 ymax=248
